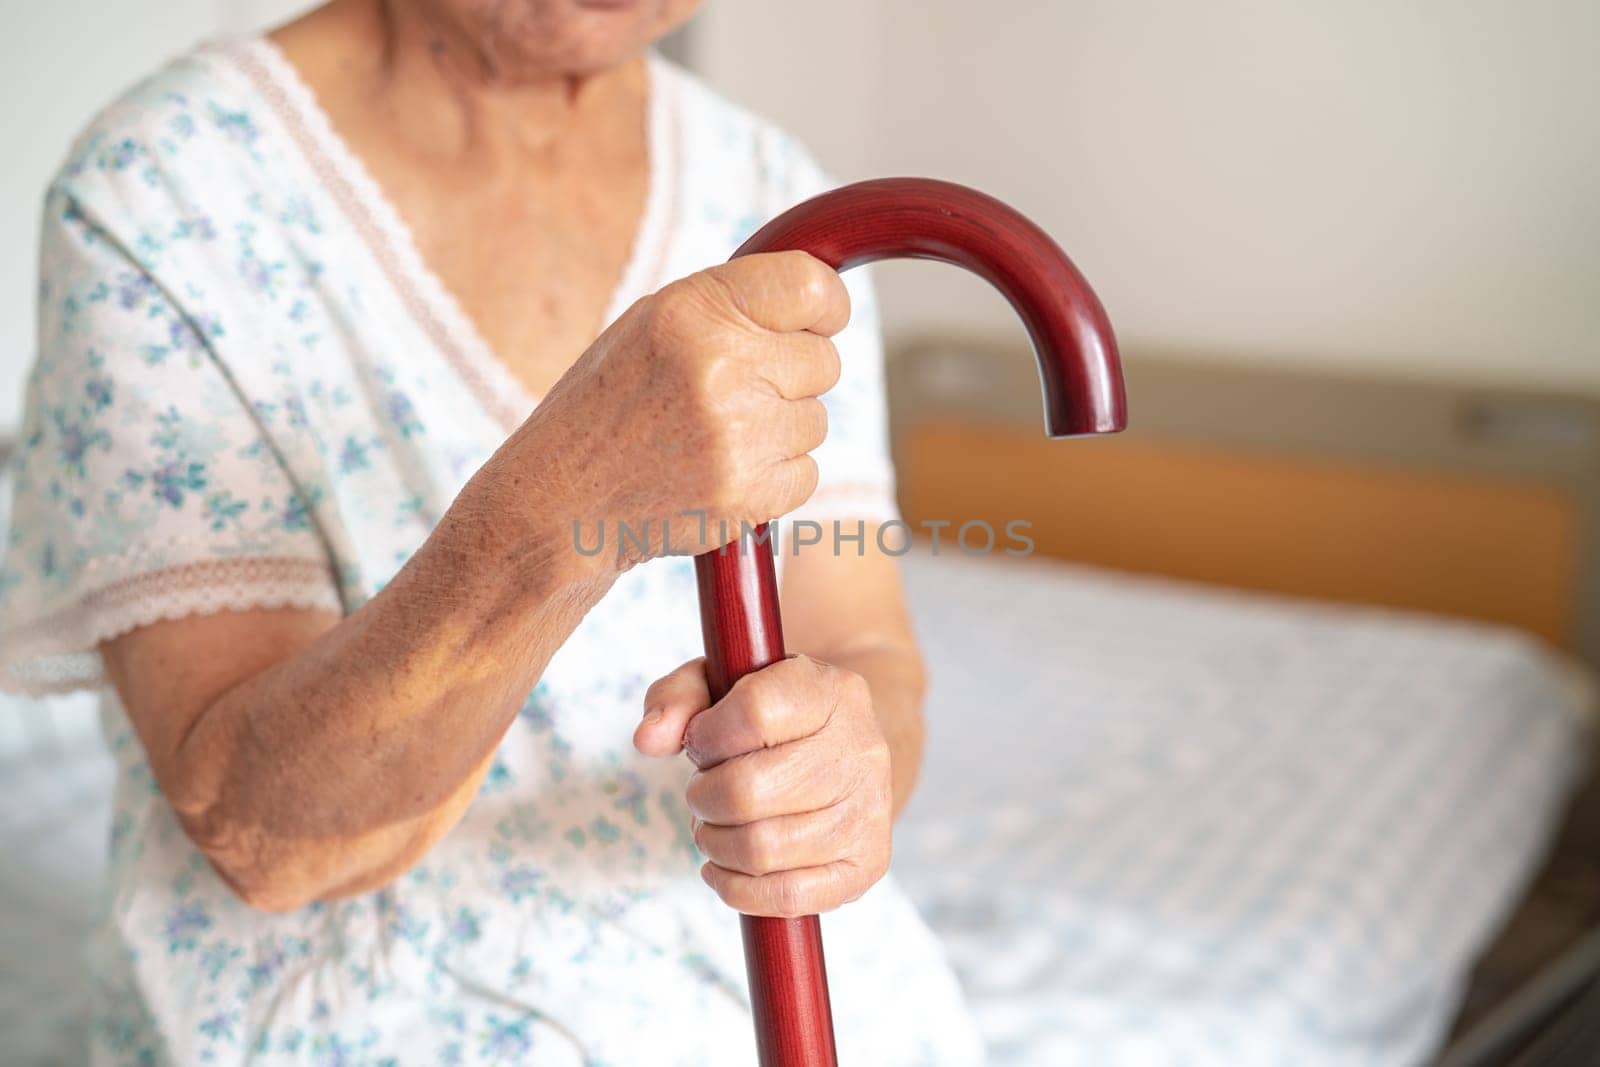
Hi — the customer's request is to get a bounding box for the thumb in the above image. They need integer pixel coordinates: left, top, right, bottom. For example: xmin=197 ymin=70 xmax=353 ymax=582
xmin=634 ymin=657 xmax=713 ymax=758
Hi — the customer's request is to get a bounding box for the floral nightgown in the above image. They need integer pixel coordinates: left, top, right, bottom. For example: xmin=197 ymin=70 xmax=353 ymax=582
xmin=0 ymin=37 xmax=984 ymax=1066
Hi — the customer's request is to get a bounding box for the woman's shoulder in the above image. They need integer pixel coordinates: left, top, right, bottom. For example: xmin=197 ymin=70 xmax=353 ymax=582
xmin=51 ymin=40 xmax=286 ymax=214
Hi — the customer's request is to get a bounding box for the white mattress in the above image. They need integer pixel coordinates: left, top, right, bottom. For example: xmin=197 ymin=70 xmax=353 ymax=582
xmin=0 ymin=549 xmax=1588 ymax=1065
xmin=892 ymin=549 xmax=1589 ymax=1065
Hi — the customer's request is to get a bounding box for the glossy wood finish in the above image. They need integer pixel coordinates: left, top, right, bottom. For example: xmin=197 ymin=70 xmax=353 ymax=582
xmin=735 ymin=177 xmax=1125 ymax=436
xmin=694 ymin=178 xmax=1126 ymax=1066
xmin=742 ymin=906 xmax=836 ymax=1067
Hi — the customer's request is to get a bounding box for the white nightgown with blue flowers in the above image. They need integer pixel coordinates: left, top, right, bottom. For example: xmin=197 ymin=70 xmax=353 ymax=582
xmin=0 ymin=37 xmax=984 ymax=1066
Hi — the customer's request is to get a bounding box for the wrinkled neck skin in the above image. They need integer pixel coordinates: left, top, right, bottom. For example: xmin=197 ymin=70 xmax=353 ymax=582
xmin=294 ymin=0 xmax=647 ymax=169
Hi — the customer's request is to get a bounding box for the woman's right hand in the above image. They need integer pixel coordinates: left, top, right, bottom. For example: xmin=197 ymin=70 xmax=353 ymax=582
xmin=97 ymin=257 xmax=851 ymax=913
xmin=477 ymin=250 xmax=851 ymax=567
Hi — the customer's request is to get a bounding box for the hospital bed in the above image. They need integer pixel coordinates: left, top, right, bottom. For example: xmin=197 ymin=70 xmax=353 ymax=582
xmin=883 ymin=341 xmax=1600 ymax=1065
xmin=894 ymin=547 xmax=1592 ymax=1064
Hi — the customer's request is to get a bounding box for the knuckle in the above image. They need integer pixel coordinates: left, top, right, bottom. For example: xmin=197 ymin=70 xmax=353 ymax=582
xmin=794 ymin=653 xmax=830 ymax=683
xmin=695 ymin=346 xmax=742 ymax=399
xmin=872 ymin=846 xmax=892 ymax=883
xmin=703 ymin=444 xmax=744 ymax=512
xmin=708 ymin=871 xmax=740 ymax=910
xmin=740 ymin=673 xmax=786 ymax=735
xmin=772 ymin=876 xmax=810 ymax=918
xmin=833 ymin=664 xmax=870 ymax=703
xmin=868 ymin=759 xmax=895 ymax=810
xmin=862 ymin=738 xmax=893 ymax=776
xmin=859 ymin=824 xmax=893 ymax=881
xmin=700 ymin=266 xmax=753 ymax=322
xmin=642 ymin=675 xmax=673 ymax=708
xmin=726 ymin=768 xmax=764 ymax=824
xmin=795 ymin=263 xmax=830 ymax=309
xmin=841 ymin=866 xmax=876 ymax=906
xmin=746 ymin=822 xmax=785 ymax=874
xmin=684 ymin=773 xmax=713 ymax=817
xmin=818 ymin=338 xmax=842 ymax=387
xmin=791 ymin=253 xmax=838 ymax=307
xmin=699 ymin=423 xmax=763 ymax=509
xmin=781 ymin=652 xmax=815 ymax=674
xmin=645 ymin=283 xmax=692 ymax=345
xmin=742 ymin=662 xmax=782 ymax=699
xmin=749 ymin=698 xmax=785 ymax=743
xmin=800 ymin=397 xmax=829 ymax=448
xmin=778 ymin=456 xmax=819 ymax=514
xmin=837 ymin=742 xmax=891 ymax=810
xmin=793 ymin=655 xmax=835 ymax=695
xmin=837 ymin=678 xmax=877 ymax=731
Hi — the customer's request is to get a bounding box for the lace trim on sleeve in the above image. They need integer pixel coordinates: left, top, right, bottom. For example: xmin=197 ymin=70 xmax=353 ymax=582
xmin=0 ymin=556 xmax=342 ymax=695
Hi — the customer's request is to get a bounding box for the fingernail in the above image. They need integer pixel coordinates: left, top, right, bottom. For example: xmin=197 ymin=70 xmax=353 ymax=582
xmin=641 ymin=706 xmax=664 ymax=726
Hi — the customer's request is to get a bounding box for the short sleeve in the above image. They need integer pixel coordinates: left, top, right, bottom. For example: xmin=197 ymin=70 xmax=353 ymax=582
xmin=0 ymin=189 xmax=339 ymax=694
xmin=766 ymin=143 xmax=901 ymax=529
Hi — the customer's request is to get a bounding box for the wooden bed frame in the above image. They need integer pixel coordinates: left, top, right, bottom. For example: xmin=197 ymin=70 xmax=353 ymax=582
xmin=888 ymin=339 xmax=1600 ymax=669
xmin=887 ymin=337 xmax=1600 ymax=1064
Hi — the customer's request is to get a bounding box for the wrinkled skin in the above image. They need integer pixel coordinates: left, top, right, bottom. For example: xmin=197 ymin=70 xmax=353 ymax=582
xmin=481 ymin=251 xmax=847 ymax=563
xmin=101 ymin=0 xmax=918 ymax=921
xmin=398 ymin=0 xmax=703 ymax=81
xmin=106 ymin=253 xmax=908 ymax=917
xmin=637 ymin=654 xmax=894 ymax=916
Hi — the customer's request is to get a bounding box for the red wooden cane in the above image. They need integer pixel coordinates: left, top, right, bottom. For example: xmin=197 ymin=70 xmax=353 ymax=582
xmin=694 ymin=177 xmax=1127 ymax=1065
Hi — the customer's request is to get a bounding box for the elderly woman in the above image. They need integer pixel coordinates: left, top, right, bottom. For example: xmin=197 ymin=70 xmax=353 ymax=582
xmin=0 ymin=0 xmax=986 ymax=1063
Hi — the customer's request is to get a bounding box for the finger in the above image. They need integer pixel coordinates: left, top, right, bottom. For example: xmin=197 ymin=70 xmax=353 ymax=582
xmin=693 ymin=803 xmax=852 ymax=877
xmin=754 ymin=454 xmax=819 ymax=524
xmin=634 ymin=658 xmax=712 ymax=758
xmin=702 ymin=859 xmax=876 ymax=918
xmin=702 ymin=252 xmax=852 ymax=336
xmin=760 ymin=333 xmax=842 ymax=400
xmin=769 ymin=397 xmax=828 ymax=460
xmin=684 ymin=656 xmax=835 ymax=767
xmin=685 ymin=734 xmax=853 ymax=824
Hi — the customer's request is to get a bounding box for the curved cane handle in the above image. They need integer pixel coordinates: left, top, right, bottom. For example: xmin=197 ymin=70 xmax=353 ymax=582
xmin=695 ymin=177 xmax=1126 ymax=1067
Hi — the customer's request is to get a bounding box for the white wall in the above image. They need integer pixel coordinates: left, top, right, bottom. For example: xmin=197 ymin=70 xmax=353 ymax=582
xmin=0 ymin=0 xmax=311 ymax=436
xmin=695 ymin=0 xmax=1600 ymax=393
xmin=5 ymin=0 xmax=1595 ymax=436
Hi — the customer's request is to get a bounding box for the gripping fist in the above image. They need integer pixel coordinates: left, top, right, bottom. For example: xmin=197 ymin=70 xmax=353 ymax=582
xmin=635 ymin=655 xmax=894 ymax=917
xmin=495 ymin=251 xmax=850 ymax=565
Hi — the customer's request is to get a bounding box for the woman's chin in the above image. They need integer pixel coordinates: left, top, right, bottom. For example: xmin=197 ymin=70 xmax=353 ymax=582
xmin=479 ymin=0 xmax=690 ymax=78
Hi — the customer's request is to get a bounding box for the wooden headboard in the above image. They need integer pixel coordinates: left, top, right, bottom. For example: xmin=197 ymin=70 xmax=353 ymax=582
xmin=888 ymin=339 xmax=1600 ymax=668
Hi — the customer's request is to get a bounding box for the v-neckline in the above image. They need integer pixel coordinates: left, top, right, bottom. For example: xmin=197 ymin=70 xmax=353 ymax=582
xmin=221 ymin=35 xmax=678 ymax=432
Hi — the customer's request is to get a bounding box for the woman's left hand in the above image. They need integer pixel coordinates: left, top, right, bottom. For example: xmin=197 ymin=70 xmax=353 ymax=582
xmin=634 ymin=654 xmax=894 ymax=917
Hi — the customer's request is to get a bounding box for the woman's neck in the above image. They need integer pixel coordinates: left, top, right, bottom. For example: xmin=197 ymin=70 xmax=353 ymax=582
xmin=276 ymin=0 xmax=646 ymax=171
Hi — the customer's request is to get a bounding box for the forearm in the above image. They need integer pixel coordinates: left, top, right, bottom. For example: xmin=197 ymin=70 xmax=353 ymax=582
xmin=143 ymin=478 xmax=615 ymax=906
xmin=96 ymin=254 xmax=854 ymax=910
xmin=232 ymin=748 xmax=498 ymax=909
